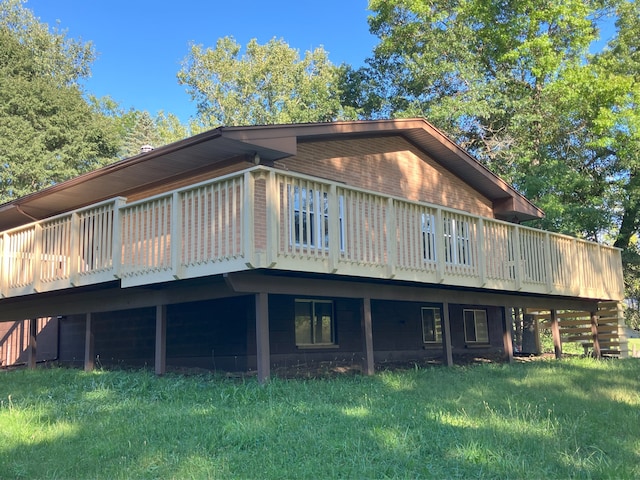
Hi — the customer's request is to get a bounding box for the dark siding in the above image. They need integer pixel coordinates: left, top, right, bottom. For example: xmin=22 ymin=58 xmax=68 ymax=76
xmin=268 ymin=295 xmax=363 ymax=365
xmin=448 ymin=304 xmax=505 ymax=350
xmin=371 ymin=300 xmax=433 ymax=351
xmin=36 ymin=317 xmax=59 ymax=362
xmin=56 ymin=293 xmax=507 ymax=372
xmin=93 ymin=308 xmax=155 ymax=367
xmin=59 ymin=315 xmax=86 ymax=366
xmin=371 ymin=300 xmax=506 ymax=361
xmin=371 ymin=300 xmax=444 ymax=362
xmin=166 ymin=296 xmax=253 ymax=371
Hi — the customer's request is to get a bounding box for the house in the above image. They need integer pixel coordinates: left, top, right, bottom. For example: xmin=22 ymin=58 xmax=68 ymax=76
xmin=0 ymin=119 xmax=627 ymax=380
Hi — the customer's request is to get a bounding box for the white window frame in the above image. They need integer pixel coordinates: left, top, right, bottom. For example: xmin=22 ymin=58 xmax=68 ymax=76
xmin=421 ymin=213 xmax=437 ymax=262
xmin=463 ymin=309 xmax=489 ymax=344
xmin=444 ymin=217 xmax=472 ymax=266
xmin=288 ymin=185 xmax=344 ymax=250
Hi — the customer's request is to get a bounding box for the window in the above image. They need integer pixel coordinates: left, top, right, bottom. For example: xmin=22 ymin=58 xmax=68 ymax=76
xmin=422 ymin=214 xmax=473 ymax=266
xmin=289 ymin=186 xmax=344 ymax=250
xmin=463 ymin=309 xmax=489 ymax=343
xmin=421 ymin=307 xmax=442 ymax=343
xmin=443 ymin=217 xmax=472 ymax=266
xmin=421 ymin=213 xmax=437 ymax=262
xmin=295 ymin=299 xmax=335 ymax=346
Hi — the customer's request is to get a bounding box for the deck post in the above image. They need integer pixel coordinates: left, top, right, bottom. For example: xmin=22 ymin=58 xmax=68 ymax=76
xmin=170 ymin=191 xmax=184 ymax=279
xmin=502 ymin=308 xmax=514 ymax=363
xmin=32 ymin=224 xmax=43 ymax=293
xmin=28 ymin=318 xmax=37 ymax=369
xmin=477 ymin=218 xmax=486 ymax=286
xmin=0 ymin=233 xmax=8 ymax=297
xmin=441 ymin=302 xmax=453 ymax=366
xmin=265 ymin=170 xmax=279 ymax=268
xmin=590 ymin=310 xmax=601 ymax=359
xmin=435 ymin=209 xmax=446 ymax=282
xmin=328 ymin=184 xmax=341 ymax=273
xmin=243 ymin=172 xmax=256 ymax=268
xmin=513 ymin=226 xmax=523 ymax=291
xmin=361 ymin=297 xmax=374 ymax=375
xmin=155 ymin=305 xmax=167 ymax=375
xmin=84 ymin=313 xmax=95 ymax=371
xmin=385 ymin=198 xmax=397 ymax=278
xmin=550 ymin=309 xmax=562 ymax=359
xmin=255 ymin=292 xmax=270 ymax=383
xmin=69 ymin=213 xmax=80 ymax=286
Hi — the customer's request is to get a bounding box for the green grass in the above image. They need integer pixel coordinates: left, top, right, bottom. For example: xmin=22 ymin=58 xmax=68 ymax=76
xmin=1 ymin=358 xmax=639 ymax=479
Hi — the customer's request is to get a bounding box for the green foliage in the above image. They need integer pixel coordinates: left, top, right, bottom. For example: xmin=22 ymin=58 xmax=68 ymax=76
xmin=0 ymin=360 xmax=638 ymax=478
xmin=362 ymin=0 xmax=626 ymax=239
xmin=178 ymin=36 xmax=358 ymax=127
xmin=0 ymin=0 xmax=94 ymax=85
xmin=120 ymin=111 xmax=163 ymax=158
xmin=0 ymin=0 xmax=119 ymax=202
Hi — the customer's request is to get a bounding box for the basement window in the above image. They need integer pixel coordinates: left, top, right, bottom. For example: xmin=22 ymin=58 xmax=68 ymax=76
xmin=464 ymin=309 xmax=489 ymax=344
xmin=421 ymin=307 xmax=442 ymax=343
xmin=295 ymin=299 xmax=335 ymax=347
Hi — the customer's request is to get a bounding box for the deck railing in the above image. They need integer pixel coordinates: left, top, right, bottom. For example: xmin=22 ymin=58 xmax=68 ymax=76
xmin=271 ymin=170 xmax=623 ymax=300
xmin=0 ymin=167 xmax=625 ymax=300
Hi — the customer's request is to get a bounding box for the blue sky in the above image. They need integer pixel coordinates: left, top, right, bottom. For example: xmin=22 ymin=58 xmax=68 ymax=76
xmin=24 ymin=1 xmax=617 ymax=125
xmin=25 ymin=0 xmax=377 ymax=122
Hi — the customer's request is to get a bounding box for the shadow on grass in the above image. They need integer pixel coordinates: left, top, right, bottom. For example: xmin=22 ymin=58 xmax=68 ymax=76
xmin=0 ymin=359 xmax=639 ymax=479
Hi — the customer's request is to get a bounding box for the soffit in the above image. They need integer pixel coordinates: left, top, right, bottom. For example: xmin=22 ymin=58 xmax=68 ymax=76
xmin=0 ymin=131 xmax=292 ymax=230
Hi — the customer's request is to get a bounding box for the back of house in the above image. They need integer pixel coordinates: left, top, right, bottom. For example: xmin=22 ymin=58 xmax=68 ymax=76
xmin=0 ymin=119 xmax=627 ymax=377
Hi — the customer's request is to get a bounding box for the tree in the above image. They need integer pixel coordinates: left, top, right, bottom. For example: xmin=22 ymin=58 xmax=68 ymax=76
xmin=155 ymin=111 xmax=199 ymax=145
xmin=362 ymin=0 xmax=619 ymax=238
xmin=0 ymin=0 xmax=119 ymax=202
xmin=178 ymin=36 xmax=357 ymax=127
xmin=120 ymin=111 xmax=163 ymax=158
xmin=599 ymin=1 xmax=640 ymax=253
xmin=593 ymin=1 xmax=640 ymax=326
xmin=0 ymin=0 xmax=94 ymax=85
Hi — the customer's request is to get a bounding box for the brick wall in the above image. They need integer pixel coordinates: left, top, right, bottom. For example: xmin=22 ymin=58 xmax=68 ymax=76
xmin=275 ymin=136 xmax=494 ymax=218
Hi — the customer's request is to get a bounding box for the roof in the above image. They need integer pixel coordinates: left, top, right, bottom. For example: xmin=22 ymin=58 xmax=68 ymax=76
xmin=0 ymin=118 xmax=543 ymax=231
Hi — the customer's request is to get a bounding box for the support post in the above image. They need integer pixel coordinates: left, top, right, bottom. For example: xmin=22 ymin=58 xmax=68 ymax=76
xmin=32 ymin=225 xmax=43 ymax=293
xmin=170 ymin=191 xmax=184 ymax=279
xmin=84 ymin=313 xmax=95 ymax=371
xmin=590 ymin=310 xmax=601 ymax=359
xmin=513 ymin=226 xmax=523 ymax=291
xmin=361 ymin=297 xmax=374 ymax=375
xmin=328 ymin=184 xmax=341 ymax=273
xmin=69 ymin=213 xmax=80 ymax=286
xmin=243 ymin=172 xmax=256 ymax=268
xmin=477 ymin=218 xmax=486 ymax=286
xmin=255 ymin=292 xmax=270 ymax=383
xmin=155 ymin=305 xmax=167 ymax=375
xmin=265 ymin=170 xmax=279 ymax=268
xmin=502 ymin=308 xmax=514 ymax=363
xmin=28 ymin=318 xmax=37 ymax=369
xmin=441 ymin=302 xmax=453 ymax=366
xmin=550 ymin=309 xmax=562 ymax=359
xmin=385 ymin=198 xmax=397 ymax=278
xmin=435 ymin=209 xmax=446 ymax=282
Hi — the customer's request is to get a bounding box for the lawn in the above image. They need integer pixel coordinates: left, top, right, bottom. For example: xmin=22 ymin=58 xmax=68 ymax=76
xmin=1 ymin=358 xmax=639 ymax=479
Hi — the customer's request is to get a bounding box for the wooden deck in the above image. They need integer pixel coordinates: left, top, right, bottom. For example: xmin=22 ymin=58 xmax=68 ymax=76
xmin=0 ymin=166 xmax=625 ymax=302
